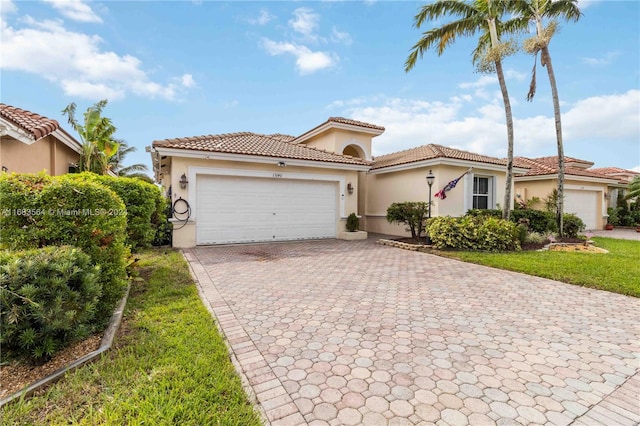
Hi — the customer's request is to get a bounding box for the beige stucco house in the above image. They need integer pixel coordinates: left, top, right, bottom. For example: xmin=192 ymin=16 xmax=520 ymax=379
xmin=365 ymin=144 xmax=529 ymax=236
xmin=150 ymin=118 xmax=383 ymax=247
xmin=513 ymin=156 xmax=621 ymax=230
xmin=589 ymin=167 xmax=639 ymax=209
xmin=0 ymin=103 xmax=82 ymax=175
xmin=150 ymin=117 xmax=534 ymax=247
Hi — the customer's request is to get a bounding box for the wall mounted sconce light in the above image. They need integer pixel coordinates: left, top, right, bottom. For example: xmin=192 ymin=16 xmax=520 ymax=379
xmin=347 ymin=182 xmax=354 ymax=194
xmin=278 ymin=161 xmax=286 ymax=167
xmin=604 ymin=192 xmax=610 ymax=200
xmin=1 ymin=166 xmax=8 ymax=173
xmin=179 ymin=173 xmax=189 ymax=189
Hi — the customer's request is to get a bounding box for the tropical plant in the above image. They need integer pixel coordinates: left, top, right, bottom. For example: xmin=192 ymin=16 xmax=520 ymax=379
xmin=505 ymin=0 xmax=582 ymax=236
xmin=625 ymin=175 xmax=640 ymax=200
xmin=62 ymin=99 xmax=119 ymax=175
xmin=405 ymin=0 xmax=518 ymax=221
xmin=386 ymin=202 xmax=430 ymax=239
xmin=346 ymin=213 xmax=360 ymax=232
xmin=109 ymin=140 xmax=149 ymax=176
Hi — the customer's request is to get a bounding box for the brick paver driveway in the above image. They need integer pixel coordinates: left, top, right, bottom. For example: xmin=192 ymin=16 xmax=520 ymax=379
xmin=185 ymin=237 xmax=639 ymax=425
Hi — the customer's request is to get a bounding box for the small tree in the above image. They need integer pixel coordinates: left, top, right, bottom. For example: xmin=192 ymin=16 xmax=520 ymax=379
xmin=386 ymin=202 xmax=430 ymax=239
xmin=346 ymin=213 xmax=360 ymax=232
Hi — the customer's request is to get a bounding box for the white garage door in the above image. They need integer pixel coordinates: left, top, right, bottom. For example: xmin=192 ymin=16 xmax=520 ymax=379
xmin=565 ymin=190 xmax=598 ymax=230
xmin=196 ymin=175 xmax=337 ymax=245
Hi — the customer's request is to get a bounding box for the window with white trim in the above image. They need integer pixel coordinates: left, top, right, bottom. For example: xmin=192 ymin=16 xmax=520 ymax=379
xmin=473 ymin=176 xmax=492 ymax=209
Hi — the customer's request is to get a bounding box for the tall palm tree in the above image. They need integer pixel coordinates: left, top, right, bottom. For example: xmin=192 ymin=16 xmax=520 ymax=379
xmin=626 ymin=175 xmax=640 ymax=201
xmin=62 ymin=99 xmax=119 ymax=175
xmin=405 ymin=0 xmax=517 ymax=220
xmin=109 ymin=140 xmax=149 ymax=176
xmin=506 ymin=0 xmax=581 ymax=236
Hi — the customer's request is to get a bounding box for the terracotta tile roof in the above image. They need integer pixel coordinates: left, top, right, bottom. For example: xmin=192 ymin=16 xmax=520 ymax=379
xmin=515 ymin=156 xmax=615 ymax=180
xmin=528 ymin=155 xmax=594 ymax=168
xmin=0 ymin=103 xmax=60 ymax=141
xmin=326 ymin=117 xmax=385 ymax=131
xmin=589 ymin=167 xmax=639 ymax=183
xmin=371 ymin=144 xmax=512 ymax=170
xmin=152 ymin=132 xmax=370 ymax=166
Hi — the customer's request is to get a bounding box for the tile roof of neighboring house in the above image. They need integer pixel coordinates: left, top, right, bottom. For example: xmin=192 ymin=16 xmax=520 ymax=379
xmin=515 ymin=156 xmax=616 ymax=180
xmin=0 ymin=103 xmax=61 ymax=141
xmin=371 ymin=144 xmax=514 ymax=170
xmin=326 ymin=117 xmax=385 ymax=131
xmin=293 ymin=116 xmax=385 ymax=144
xmin=589 ymin=167 xmax=639 ymax=182
xmin=528 ymin=155 xmax=594 ymax=168
xmin=152 ymin=132 xmax=370 ymax=166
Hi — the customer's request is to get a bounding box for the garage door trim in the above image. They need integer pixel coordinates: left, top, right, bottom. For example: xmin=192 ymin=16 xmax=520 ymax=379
xmin=187 ymin=166 xmax=347 ymax=221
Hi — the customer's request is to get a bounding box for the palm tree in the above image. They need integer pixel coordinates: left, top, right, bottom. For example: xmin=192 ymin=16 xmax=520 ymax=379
xmin=506 ymin=0 xmax=581 ymax=236
xmin=62 ymin=100 xmax=119 ymax=175
xmin=405 ymin=0 xmax=518 ymax=220
xmin=109 ymin=140 xmax=149 ymax=176
xmin=626 ymin=175 xmax=640 ymax=201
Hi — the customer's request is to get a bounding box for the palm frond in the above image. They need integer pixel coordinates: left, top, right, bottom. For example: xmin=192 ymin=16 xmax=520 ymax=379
xmin=526 ymin=52 xmax=538 ymax=101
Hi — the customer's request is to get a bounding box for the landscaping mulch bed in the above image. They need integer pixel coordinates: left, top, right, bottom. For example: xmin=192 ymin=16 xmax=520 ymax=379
xmin=0 ymin=334 xmax=102 ymax=400
xmin=393 ymin=236 xmax=586 ymax=251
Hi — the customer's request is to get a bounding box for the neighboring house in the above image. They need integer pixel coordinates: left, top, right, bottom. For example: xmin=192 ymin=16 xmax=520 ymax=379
xmin=365 ymin=144 xmax=529 ymax=236
xmin=513 ymin=156 xmax=620 ymax=230
xmin=0 ymin=103 xmax=82 ymax=175
xmin=589 ymin=167 xmax=640 ymax=209
xmin=150 ymin=117 xmax=383 ymax=247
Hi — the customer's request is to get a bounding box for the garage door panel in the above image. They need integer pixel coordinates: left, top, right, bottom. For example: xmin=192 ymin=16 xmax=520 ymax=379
xmin=196 ymin=175 xmax=337 ymax=245
xmin=565 ymin=190 xmax=598 ymax=230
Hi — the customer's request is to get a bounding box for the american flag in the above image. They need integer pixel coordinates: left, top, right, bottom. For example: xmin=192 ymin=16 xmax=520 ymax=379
xmin=434 ymin=168 xmax=472 ymax=200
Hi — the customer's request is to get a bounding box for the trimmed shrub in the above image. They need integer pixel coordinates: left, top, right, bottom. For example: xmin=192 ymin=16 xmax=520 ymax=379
xmin=151 ymin=193 xmax=172 ymax=246
xmin=346 ymin=213 xmax=359 ymax=232
xmin=62 ymin=173 xmax=165 ymax=251
xmin=0 ymin=173 xmax=129 ymax=326
xmin=562 ymin=213 xmax=585 ymax=237
xmin=465 ymin=209 xmax=502 ymax=219
xmin=510 ymin=209 xmax=555 ymax=234
xmin=387 ymin=202 xmax=430 ymax=239
xmin=427 ymin=216 xmax=520 ymax=251
xmin=0 ymin=246 xmax=101 ymax=362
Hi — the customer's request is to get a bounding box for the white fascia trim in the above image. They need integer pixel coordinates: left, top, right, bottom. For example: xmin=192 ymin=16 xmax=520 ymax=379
xmin=514 ymin=174 xmax=618 ymax=184
xmin=187 ymin=166 xmax=347 ymax=220
xmin=294 ymin=121 xmax=384 ymax=144
xmin=0 ymin=119 xmax=36 ymax=145
xmin=153 ymin=147 xmax=370 ymax=171
xmin=53 ymin=129 xmax=83 ymax=154
xmin=369 ymin=158 xmax=527 ymax=175
xmin=564 ymin=184 xmax=607 ymax=192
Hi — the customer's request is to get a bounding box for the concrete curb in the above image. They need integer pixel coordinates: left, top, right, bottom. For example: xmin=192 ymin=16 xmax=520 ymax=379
xmin=0 ymin=283 xmax=131 ymax=408
xmin=377 ymin=238 xmax=433 ymax=252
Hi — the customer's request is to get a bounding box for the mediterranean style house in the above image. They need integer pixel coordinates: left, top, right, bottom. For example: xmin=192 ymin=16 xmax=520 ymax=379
xmin=150 ymin=117 xmax=635 ymax=247
xmin=0 ymin=103 xmax=82 ymax=175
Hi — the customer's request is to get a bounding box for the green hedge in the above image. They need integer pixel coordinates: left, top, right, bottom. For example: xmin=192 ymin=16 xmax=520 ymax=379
xmin=466 ymin=208 xmax=585 ymax=236
xmin=0 ymin=173 xmax=129 ymax=326
xmin=0 ymin=246 xmax=101 ymax=362
xmin=427 ymin=216 xmax=520 ymax=251
xmin=62 ymin=173 xmax=166 ymax=251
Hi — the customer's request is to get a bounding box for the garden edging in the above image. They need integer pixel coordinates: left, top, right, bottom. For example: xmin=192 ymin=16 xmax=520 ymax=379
xmin=0 ymin=284 xmax=131 ymax=408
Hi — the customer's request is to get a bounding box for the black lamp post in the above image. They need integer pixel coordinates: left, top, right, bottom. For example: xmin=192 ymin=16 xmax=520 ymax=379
xmin=426 ymin=169 xmax=435 ymax=218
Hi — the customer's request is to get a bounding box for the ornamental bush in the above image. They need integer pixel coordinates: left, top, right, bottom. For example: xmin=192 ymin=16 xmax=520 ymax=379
xmin=511 ymin=209 xmax=556 ymax=234
xmin=346 ymin=213 xmax=360 ymax=232
xmin=62 ymin=173 xmax=166 ymax=251
xmin=386 ymin=202 xmax=430 ymax=239
xmin=0 ymin=173 xmax=129 ymax=326
xmin=0 ymin=246 xmax=101 ymax=362
xmin=427 ymin=216 xmax=520 ymax=251
xmin=562 ymin=213 xmax=585 ymax=238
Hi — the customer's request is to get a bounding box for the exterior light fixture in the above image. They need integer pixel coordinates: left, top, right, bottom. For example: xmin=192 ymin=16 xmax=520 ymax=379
xmin=604 ymin=192 xmax=610 ymax=200
xmin=426 ymin=170 xmax=435 ymax=218
xmin=278 ymin=161 xmax=286 ymax=167
xmin=347 ymin=182 xmax=354 ymax=194
xmin=179 ymin=173 xmax=189 ymax=189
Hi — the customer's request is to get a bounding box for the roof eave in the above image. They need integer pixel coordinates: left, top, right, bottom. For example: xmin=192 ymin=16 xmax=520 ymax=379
xmin=370 ymin=157 xmax=527 ymax=175
xmin=293 ymin=121 xmax=384 ymax=145
xmin=153 ymin=146 xmax=371 ymax=171
xmin=0 ymin=117 xmax=37 ymax=144
xmin=514 ymin=173 xmax=619 ymax=184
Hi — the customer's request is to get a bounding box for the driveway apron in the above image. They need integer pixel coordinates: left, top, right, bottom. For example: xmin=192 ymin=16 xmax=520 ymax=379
xmin=184 ymin=238 xmax=640 ymax=426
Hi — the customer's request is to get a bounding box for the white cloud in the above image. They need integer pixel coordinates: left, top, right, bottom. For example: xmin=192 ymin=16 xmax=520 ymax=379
xmin=180 ymin=74 xmax=195 ymax=88
xmin=331 ymin=27 xmax=352 ymax=46
xmin=0 ymin=0 xmax=16 ymax=15
xmin=581 ymin=51 xmax=620 ymax=66
xmin=288 ymin=7 xmax=319 ymax=40
xmin=43 ymin=0 xmax=102 ymax=23
xmin=330 ymin=89 xmax=640 ymax=161
xmin=0 ymin=17 xmax=193 ymax=100
xmin=261 ymin=38 xmax=336 ymax=75
xmin=249 ymin=9 xmax=274 ymax=26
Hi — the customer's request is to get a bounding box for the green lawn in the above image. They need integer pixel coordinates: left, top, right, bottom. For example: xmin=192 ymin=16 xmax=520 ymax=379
xmin=1 ymin=249 xmax=261 ymax=426
xmin=437 ymin=237 xmax=640 ymax=297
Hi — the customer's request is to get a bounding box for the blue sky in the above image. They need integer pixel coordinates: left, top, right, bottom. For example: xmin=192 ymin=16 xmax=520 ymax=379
xmin=1 ymin=0 xmax=639 ymax=176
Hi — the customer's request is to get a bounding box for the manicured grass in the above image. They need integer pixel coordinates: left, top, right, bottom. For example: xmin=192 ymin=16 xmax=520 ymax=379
xmin=437 ymin=237 xmax=640 ymax=297
xmin=1 ymin=249 xmax=261 ymax=426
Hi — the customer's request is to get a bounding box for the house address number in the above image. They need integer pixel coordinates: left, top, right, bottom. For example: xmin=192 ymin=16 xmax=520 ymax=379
xmin=273 ymin=173 xmax=283 ymax=178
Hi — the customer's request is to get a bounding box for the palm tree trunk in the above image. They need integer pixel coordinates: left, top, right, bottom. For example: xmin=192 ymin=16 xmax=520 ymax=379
xmin=495 ymin=58 xmax=514 ymax=220
xmin=541 ymin=45 xmax=564 ymax=236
